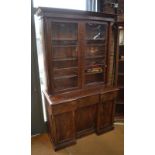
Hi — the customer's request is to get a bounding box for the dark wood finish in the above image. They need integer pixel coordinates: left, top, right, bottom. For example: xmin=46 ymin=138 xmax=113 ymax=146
xmin=97 ymin=91 xmax=117 ymax=134
xmin=36 ymin=7 xmax=119 ymax=150
xmin=43 ymin=86 xmax=118 ymax=150
xmin=75 ymin=103 xmax=97 ymax=137
xmin=36 ymin=7 xmax=116 ymax=20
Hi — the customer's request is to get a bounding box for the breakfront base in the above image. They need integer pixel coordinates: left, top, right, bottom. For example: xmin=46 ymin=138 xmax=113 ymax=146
xmin=44 ymin=86 xmax=119 ymax=151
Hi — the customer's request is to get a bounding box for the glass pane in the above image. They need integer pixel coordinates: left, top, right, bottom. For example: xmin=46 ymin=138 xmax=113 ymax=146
xmin=52 ymin=46 xmax=78 ymax=59
xmin=85 ymin=23 xmax=107 ymax=85
xmin=51 ymin=22 xmax=78 ymax=91
xmin=54 ymin=67 xmax=78 ymax=77
xmin=51 ymin=22 xmax=77 ymax=40
xmin=85 ymin=58 xmax=105 ymax=67
xmin=53 ymin=59 xmax=78 ymax=69
xmin=86 ymin=23 xmax=107 ymax=40
xmin=54 ymin=77 xmax=78 ymax=91
xmin=85 ymin=44 xmax=105 ymax=57
xmin=85 ymin=55 xmax=105 ymax=85
xmin=85 ymin=73 xmax=104 ymax=85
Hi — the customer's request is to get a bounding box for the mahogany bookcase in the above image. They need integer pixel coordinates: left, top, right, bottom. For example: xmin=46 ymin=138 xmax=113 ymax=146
xmin=36 ymin=7 xmax=119 ymax=150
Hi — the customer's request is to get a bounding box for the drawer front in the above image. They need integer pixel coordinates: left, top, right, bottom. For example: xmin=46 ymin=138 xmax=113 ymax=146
xmin=78 ymin=95 xmax=99 ymax=108
xmin=52 ymin=101 xmax=76 ymax=115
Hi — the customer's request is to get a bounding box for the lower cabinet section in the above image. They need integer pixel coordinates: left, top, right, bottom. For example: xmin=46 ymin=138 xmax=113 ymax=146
xmin=44 ymin=89 xmax=118 ymax=150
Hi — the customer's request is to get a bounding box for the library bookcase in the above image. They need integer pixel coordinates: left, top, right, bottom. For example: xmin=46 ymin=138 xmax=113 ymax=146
xmin=36 ymin=7 xmax=119 ymax=150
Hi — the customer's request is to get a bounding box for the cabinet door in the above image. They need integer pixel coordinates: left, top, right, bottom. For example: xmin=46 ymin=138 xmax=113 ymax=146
xmin=54 ymin=112 xmax=75 ymax=144
xmin=51 ymin=101 xmax=76 ymax=149
xmin=97 ymin=92 xmax=116 ymax=134
xmin=84 ymin=22 xmax=108 ymax=86
xmin=75 ymin=95 xmax=99 ymax=137
xmin=50 ymin=21 xmax=80 ymax=93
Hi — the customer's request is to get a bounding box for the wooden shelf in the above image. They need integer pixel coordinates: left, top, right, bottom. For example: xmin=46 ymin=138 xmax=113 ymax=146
xmin=86 ymin=81 xmax=104 ymax=86
xmin=54 ymin=66 xmax=78 ymax=71
xmin=54 ymin=74 xmax=78 ymax=80
xmin=85 ymin=64 xmax=105 ymax=68
xmin=87 ymin=43 xmax=105 ymax=46
xmin=53 ymin=45 xmax=78 ymax=48
xmin=85 ymin=71 xmax=103 ymax=75
xmin=86 ymin=38 xmax=105 ymax=41
xmin=52 ymin=38 xmax=77 ymax=41
xmin=53 ymin=58 xmax=77 ymax=61
xmin=85 ymin=55 xmax=105 ymax=59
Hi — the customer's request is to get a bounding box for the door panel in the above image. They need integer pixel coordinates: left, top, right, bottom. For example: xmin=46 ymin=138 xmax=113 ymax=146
xmin=75 ymin=104 xmax=97 ymax=134
xmin=100 ymin=100 xmax=114 ymax=128
xmin=50 ymin=21 xmax=80 ymax=92
xmin=55 ymin=112 xmax=75 ymax=143
xmin=84 ymin=22 xmax=108 ymax=86
xmin=97 ymin=92 xmax=116 ymax=134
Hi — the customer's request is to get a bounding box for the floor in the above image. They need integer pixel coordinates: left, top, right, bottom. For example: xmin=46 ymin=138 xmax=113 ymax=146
xmin=32 ymin=124 xmax=124 ymax=155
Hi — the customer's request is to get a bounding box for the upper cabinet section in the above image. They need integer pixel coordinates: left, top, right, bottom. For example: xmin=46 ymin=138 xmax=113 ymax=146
xmin=36 ymin=7 xmax=115 ymax=94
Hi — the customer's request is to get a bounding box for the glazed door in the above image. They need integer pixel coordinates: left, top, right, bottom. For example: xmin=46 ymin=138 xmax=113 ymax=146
xmin=50 ymin=20 xmax=81 ymax=93
xmin=84 ymin=22 xmax=108 ymax=86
